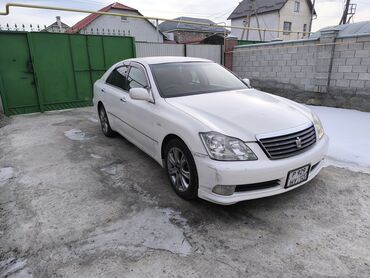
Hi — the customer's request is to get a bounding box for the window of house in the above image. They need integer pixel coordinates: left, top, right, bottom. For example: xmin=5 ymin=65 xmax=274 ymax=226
xmin=303 ymin=23 xmax=307 ymax=36
xmin=128 ymin=67 xmax=148 ymax=90
xmin=283 ymin=21 xmax=292 ymax=35
xmin=106 ymin=66 xmax=129 ymax=91
xmin=294 ymin=1 xmax=300 ymax=12
xmin=121 ymin=16 xmax=128 ymax=22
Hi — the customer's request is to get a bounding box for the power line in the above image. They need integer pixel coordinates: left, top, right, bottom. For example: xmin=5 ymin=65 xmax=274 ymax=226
xmin=209 ymin=6 xmax=237 ymax=19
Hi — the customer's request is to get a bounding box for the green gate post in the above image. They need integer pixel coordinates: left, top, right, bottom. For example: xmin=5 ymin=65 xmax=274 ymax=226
xmin=26 ymin=32 xmax=44 ymax=113
xmin=132 ymin=37 xmax=137 ymax=58
xmin=85 ymin=35 xmax=94 ymax=102
xmin=0 ymin=75 xmax=10 ymax=116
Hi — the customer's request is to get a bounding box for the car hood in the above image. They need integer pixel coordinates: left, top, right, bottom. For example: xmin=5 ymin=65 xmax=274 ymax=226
xmin=165 ymin=89 xmax=313 ymax=141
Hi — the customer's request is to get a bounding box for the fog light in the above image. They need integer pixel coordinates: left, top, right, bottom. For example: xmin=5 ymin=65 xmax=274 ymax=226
xmin=212 ymin=185 xmax=236 ymax=196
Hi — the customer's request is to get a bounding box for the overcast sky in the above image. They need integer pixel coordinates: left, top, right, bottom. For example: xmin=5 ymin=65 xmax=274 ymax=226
xmin=0 ymin=0 xmax=369 ymax=32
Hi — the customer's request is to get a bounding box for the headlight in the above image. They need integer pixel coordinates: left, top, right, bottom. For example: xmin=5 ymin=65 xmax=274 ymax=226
xmin=199 ymin=132 xmax=257 ymax=161
xmin=311 ymin=112 xmax=324 ymax=140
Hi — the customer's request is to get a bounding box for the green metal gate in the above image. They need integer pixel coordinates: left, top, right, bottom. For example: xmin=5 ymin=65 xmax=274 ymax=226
xmin=0 ymin=31 xmax=135 ymax=116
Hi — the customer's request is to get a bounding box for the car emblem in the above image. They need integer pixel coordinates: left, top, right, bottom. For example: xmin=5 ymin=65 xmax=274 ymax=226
xmin=296 ymin=137 xmax=302 ymax=148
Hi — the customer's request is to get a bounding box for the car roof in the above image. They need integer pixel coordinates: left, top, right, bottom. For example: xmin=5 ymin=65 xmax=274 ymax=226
xmin=125 ymin=56 xmax=212 ymax=65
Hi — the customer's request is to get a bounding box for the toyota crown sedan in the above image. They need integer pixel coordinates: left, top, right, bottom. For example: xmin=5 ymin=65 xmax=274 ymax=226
xmin=93 ymin=57 xmax=329 ymax=205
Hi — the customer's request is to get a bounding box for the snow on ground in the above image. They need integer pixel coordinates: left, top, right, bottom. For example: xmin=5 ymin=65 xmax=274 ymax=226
xmin=0 ymin=167 xmax=14 ymax=184
xmin=64 ymin=129 xmax=95 ymax=141
xmin=309 ymin=105 xmax=370 ymax=174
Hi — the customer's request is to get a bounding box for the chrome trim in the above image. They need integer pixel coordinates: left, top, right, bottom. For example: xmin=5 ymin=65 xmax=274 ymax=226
xmin=255 ymin=121 xmax=313 ymax=140
xmin=257 ymin=123 xmax=317 ymax=160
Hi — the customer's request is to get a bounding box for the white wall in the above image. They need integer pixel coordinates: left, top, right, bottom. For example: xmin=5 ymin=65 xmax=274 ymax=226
xmin=279 ymin=0 xmax=312 ymax=40
xmin=135 ymin=42 xmax=223 ymax=64
xmin=84 ymin=9 xmax=163 ymax=43
xmin=186 ymin=45 xmax=222 ymax=64
xmin=231 ymin=12 xmax=280 ymax=41
xmin=136 ymin=42 xmax=184 ymax=57
xmin=231 ymin=0 xmax=312 ymax=41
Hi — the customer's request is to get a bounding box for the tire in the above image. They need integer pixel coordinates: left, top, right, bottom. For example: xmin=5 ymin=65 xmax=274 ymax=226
xmin=98 ymin=105 xmax=115 ymax=137
xmin=164 ymin=138 xmax=199 ymax=200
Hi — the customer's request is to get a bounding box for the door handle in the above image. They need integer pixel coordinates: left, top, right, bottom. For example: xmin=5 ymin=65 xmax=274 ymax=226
xmin=120 ymin=97 xmax=127 ymax=103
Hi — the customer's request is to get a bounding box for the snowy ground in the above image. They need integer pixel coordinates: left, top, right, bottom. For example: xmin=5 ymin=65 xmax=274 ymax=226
xmin=309 ymin=105 xmax=370 ymax=174
xmin=0 ymin=107 xmax=369 ymax=277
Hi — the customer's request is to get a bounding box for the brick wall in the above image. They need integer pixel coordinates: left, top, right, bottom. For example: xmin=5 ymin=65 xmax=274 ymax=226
xmin=233 ymin=29 xmax=370 ymax=111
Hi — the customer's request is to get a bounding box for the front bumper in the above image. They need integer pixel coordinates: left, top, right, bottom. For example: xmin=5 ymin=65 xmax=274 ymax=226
xmin=195 ymin=134 xmax=329 ymax=205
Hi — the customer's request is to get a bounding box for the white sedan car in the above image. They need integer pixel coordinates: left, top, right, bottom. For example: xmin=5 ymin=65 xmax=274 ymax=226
xmin=93 ymin=57 xmax=329 ymax=205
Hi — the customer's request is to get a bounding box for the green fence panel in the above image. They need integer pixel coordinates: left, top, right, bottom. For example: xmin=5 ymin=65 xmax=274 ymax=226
xmin=87 ymin=35 xmax=106 ymax=83
xmin=70 ymin=35 xmax=92 ymax=102
xmin=0 ymin=32 xmax=135 ymax=116
xmin=103 ymin=36 xmax=135 ymax=68
xmin=29 ymin=33 xmax=78 ymax=111
xmin=0 ymin=32 xmax=40 ymax=115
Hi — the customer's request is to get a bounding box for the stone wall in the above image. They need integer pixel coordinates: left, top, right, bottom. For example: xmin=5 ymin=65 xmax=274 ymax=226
xmin=232 ymin=29 xmax=370 ymax=111
xmin=174 ymin=31 xmax=211 ymax=44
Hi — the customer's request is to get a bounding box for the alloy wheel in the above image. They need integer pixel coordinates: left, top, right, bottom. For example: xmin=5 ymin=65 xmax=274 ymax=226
xmin=99 ymin=109 xmax=109 ymax=134
xmin=167 ymin=147 xmax=191 ymax=192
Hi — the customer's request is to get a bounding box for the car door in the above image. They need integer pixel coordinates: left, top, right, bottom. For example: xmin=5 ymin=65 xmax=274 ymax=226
xmin=103 ymin=64 xmax=131 ymax=136
xmin=122 ymin=62 xmax=158 ymax=157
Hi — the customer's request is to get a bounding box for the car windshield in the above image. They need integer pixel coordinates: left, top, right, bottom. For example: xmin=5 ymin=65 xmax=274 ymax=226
xmin=150 ymin=62 xmax=248 ymax=98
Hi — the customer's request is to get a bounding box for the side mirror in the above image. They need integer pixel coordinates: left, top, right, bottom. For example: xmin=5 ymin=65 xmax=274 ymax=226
xmin=243 ymin=78 xmax=251 ymax=88
xmin=129 ymin=88 xmax=151 ymax=101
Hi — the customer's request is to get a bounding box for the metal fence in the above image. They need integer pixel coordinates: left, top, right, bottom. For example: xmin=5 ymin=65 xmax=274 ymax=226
xmin=0 ymin=25 xmax=224 ymax=116
xmin=0 ymin=31 xmax=135 ymax=116
xmin=0 ymin=23 xmax=133 ymax=36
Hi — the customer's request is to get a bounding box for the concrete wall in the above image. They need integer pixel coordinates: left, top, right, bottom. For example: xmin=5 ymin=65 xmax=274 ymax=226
xmin=83 ymin=9 xmax=163 ymax=43
xmin=233 ymin=30 xmax=370 ymax=111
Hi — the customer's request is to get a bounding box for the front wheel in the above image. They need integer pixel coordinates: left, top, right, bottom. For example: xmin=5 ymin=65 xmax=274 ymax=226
xmin=164 ymin=139 xmax=199 ymax=200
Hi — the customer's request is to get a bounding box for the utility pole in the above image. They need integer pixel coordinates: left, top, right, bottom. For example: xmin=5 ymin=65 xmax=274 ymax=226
xmin=308 ymin=0 xmax=316 ymax=34
xmin=241 ymin=1 xmax=253 ymax=40
xmin=339 ymin=0 xmax=350 ymax=24
xmin=255 ymin=12 xmax=262 ymax=41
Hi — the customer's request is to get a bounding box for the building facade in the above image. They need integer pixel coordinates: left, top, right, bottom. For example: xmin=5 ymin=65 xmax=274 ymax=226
xmin=43 ymin=16 xmax=70 ymax=33
xmin=228 ymin=0 xmax=315 ymax=41
xmin=159 ymin=17 xmax=229 ymax=44
xmin=67 ymin=2 xmax=164 ymax=43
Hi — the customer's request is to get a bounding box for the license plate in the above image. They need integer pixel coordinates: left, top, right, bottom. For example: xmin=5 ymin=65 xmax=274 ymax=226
xmin=285 ymin=164 xmax=310 ymax=188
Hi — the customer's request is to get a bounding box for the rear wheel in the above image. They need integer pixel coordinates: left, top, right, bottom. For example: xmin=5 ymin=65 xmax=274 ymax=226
xmin=164 ymin=139 xmax=198 ymax=200
xmin=98 ymin=105 xmax=115 ymax=137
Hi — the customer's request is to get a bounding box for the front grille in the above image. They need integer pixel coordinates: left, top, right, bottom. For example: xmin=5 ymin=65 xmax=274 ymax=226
xmin=258 ymin=125 xmax=316 ymax=159
xmin=235 ymin=180 xmax=280 ymax=192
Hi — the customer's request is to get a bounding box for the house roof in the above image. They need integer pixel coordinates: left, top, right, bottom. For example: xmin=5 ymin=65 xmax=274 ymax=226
xmin=158 ymin=17 xmax=229 ymax=34
xmin=310 ymin=21 xmax=370 ymax=39
xmin=45 ymin=21 xmax=70 ymax=30
xmin=66 ymin=2 xmax=137 ymax=33
xmin=228 ymin=0 xmax=316 ymax=20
